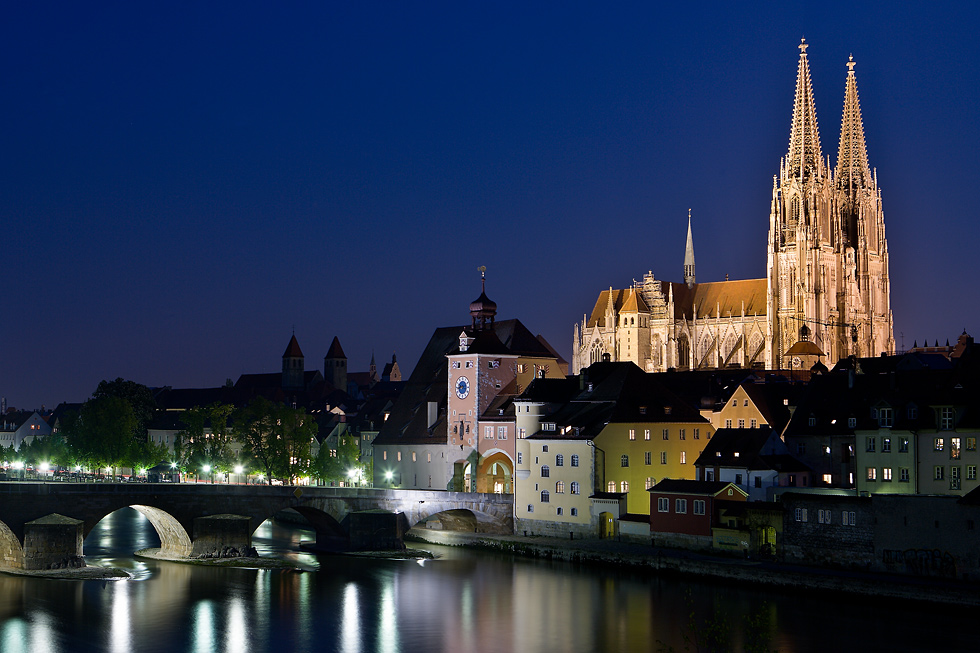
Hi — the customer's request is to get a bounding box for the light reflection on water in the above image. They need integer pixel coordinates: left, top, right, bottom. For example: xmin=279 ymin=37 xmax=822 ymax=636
xmin=0 ymin=508 xmax=977 ymax=652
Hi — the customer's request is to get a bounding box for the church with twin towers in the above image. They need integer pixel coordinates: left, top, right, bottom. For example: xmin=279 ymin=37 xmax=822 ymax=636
xmin=572 ymin=40 xmax=894 ymax=374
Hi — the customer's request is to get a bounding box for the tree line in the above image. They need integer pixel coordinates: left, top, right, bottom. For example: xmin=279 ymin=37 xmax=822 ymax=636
xmin=2 ymin=378 xmax=368 ymax=486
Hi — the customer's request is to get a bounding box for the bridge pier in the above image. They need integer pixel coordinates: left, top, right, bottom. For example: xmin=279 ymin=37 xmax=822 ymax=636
xmin=24 ymin=514 xmax=84 ymax=570
xmin=191 ymin=514 xmax=256 ymax=558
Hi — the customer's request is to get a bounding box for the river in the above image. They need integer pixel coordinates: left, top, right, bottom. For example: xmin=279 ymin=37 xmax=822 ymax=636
xmin=0 ymin=508 xmax=973 ymax=652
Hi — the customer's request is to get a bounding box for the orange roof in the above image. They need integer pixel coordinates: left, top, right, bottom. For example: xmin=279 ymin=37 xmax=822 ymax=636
xmin=282 ymin=335 xmax=304 ymax=358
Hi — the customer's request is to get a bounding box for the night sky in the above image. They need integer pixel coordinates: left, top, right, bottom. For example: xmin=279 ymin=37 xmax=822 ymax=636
xmin=4 ymin=2 xmax=978 ymax=410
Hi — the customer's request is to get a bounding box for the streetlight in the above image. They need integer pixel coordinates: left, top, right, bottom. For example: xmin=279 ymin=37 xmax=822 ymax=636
xmin=234 ymin=465 xmax=244 ymax=484
xmin=202 ymin=464 xmax=211 ymax=484
xmin=384 ymin=470 xmax=393 ymax=486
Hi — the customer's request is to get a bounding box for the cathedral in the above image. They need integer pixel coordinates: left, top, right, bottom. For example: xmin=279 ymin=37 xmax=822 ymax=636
xmin=572 ymin=40 xmax=894 ymax=374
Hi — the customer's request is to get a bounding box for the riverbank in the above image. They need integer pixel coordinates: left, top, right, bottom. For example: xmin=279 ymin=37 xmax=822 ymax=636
xmin=407 ymin=528 xmax=980 ymax=607
xmin=0 ymin=565 xmax=130 ymax=580
xmin=134 ymin=548 xmax=301 ymax=569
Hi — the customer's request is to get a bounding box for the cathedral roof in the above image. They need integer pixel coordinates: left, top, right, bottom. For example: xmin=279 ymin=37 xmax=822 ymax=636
xmin=619 ymin=287 xmax=648 ymax=313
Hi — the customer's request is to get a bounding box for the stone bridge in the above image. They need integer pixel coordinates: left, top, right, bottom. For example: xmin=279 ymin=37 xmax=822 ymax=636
xmin=0 ymin=483 xmax=513 ymax=570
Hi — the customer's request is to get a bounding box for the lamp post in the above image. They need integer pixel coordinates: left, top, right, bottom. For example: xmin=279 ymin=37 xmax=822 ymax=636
xmin=234 ymin=465 xmax=244 ymax=485
xmin=202 ymin=464 xmax=212 ymax=484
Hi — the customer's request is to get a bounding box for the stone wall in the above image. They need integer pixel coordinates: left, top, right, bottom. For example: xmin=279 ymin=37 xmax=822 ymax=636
xmin=781 ymin=494 xmax=874 ymax=568
xmin=23 ymin=515 xmax=83 ymax=570
xmin=515 ymin=517 xmax=594 ymax=539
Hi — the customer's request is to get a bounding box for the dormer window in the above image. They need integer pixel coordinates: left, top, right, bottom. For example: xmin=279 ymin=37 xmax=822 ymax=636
xmin=878 ymin=408 xmax=893 ymax=428
xmin=664 ymin=406 xmax=672 ymax=415
xmin=459 ymin=330 xmax=474 ymax=352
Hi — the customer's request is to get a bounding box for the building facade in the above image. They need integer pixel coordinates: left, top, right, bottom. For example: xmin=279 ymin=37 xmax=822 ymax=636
xmin=572 ymin=41 xmax=894 ymax=375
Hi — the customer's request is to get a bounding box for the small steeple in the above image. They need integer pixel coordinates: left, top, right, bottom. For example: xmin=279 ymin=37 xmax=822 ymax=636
xmin=835 ymin=54 xmax=872 ymax=196
xmin=282 ymin=334 xmax=305 ymax=390
xmin=684 ymin=208 xmax=696 ymax=288
xmin=786 ymin=38 xmax=824 ymax=181
xmin=469 ymin=266 xmax=497 ymax=331
xmin=324 ymin=336 xmax=348 ymax=391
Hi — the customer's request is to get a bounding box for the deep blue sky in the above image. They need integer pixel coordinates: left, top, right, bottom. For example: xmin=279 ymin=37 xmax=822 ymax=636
xmin=4 ymin=2 xmax=978 ymax=410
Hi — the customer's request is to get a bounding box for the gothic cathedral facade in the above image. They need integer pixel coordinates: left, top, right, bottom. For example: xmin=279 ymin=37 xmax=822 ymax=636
xmin=572 ymin=41 xmax=894 ymax=374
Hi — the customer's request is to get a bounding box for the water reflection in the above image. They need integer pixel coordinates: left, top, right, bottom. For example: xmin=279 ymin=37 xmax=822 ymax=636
xmin=0 ymin=509 xmax=976 ymax=652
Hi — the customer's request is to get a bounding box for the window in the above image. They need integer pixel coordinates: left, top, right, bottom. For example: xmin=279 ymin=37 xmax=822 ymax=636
xmin=660 ymin=452 xmax=667 ymax=465
xmin=794 ymin=508 xmax=808 ymax=522
xmin=556 ymin=507 xmax=563 ymax=516
xmin=705 ymin=470 xmax=714 ymax=481
xmin=527 ymin=504 xmax=533 ymax=513
xmin=517 ymin=452 xmax=523 ymax=465
xmin=663 ymin=429 xmax=669 ymax=440
xmin=541 ymin=465 xmax=550 ymax=478
xmin=866 ymin=467 xmax=877 ymax=481
xmin=644 ymin=429 xmax=650 ymax=440
xmin=934 ymin=438 xmax=944 ymax=452
xmin=621 ymin=455 xmax=629 ymax=468
xmin=754 ymin=476 xmax=762 ymax=488
xmin=540 ymin=490 xmax=549 ymax=503
xmin=694 ymin=428 xmax=700 ymax=440
xmin=969 ymin=466 xmax=977 ymax=481
xmin=735 ymin=473 xmax=743 ymax=485
xmin=968 ymin=438 xmax=977 ymax=451
xmin=934 ymin=466 xmax=945 ymax=481
xmin=940 ymin=407 xmax=954 ymax=430
xmin=822 ymin=474 xmax=833 ymax=484
xmin=738 ymin=419 xmax=745 ymax=428
xmin=620 ymin=480 xmax=629 ymax=492
xmin=726 ymin=419 xmax=733 ymax=428
xmin=452 ymin=361 xmax=460 ymax=369
xmin=750 ymin=419 xmax=757 ymax=428
xmin=555 ymin=454 xmax=564 ymax=466
xmin=571 ymin=481 xmax=580 ymax=495
xmin=797 ymin=443 xmax=806 ymax=455
xmin=383 ymin=451 xmax=387 ymax=461
xmin=952 ymin=437 xmax=961 ymax=460
xmin=848 ymin=417 xmax=857 ymax=428
xmin=808 ymin=417 xmax=816 ymax=427
xmin=412 ymin=452 xmax=417 ymax=462
xmin=900 ymin=468 xmax=910 ymax=482
xmin=607 ymin=481 xmax=616 ymax=492
xmin=571 ymin=455 xmax=579 ymax=467
xmin=842 ymin=511 xmax=857 ymax=526
xmin=485 ymin=426 xmax=493 ymax=440
xmin=679 ymin=429 xmax=686 ymax=440
xmin=542 ymin=445 xmax=549 ymax=452
xmin=498 ymin=426 xmax=507 ymax=440
xmin=658 ymin=497 xmax=669 ymax=512
xmin=693 ymin=500 xmax=705 ymax=515
xmin=818 ymin=509 xmax=831 ymax=524
xmin=397 ymin=452 xmax=402 ymax=462
xmin=675 ymin=499 xmax=687 ymax=514
xmin=645 ymin=477 xmax=654 ymax=490
xmin=866 ymin=437 xmax=876 ymax=453
xmin=680 ymin=451 xmax=687 ymax=464
xmin=427 ymin=453 xmax=432 ymax=463
xmin=465 ymin=361 xmax=473 ymax=368
xmin=629 ymin=429 xmax=635 ymax=440
xmin=645 ymin=451 xmax=652 ymax=465
xmin=908 ymin=405 xmax=918 ymax=419
xmin=571 ymin=508 xmax=578 ymax=517
xmin=878 ymin=408 xmax=893 ymax=428
xmin=883 ymin=467 xmax=892 ymax=481
xmin=882 ymin=437 xmax=892 ymax=453
xmin=900 ymin=438 xmax=909 ymax=453
xmin=555 ymin=481 xmax=564 ymax=494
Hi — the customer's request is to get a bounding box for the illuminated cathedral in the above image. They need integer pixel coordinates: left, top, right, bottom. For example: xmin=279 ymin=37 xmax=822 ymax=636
xmin=572 ymin=40 xmax=894 ymax=374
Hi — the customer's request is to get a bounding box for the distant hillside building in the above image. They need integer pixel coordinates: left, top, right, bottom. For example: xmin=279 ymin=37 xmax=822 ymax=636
xmin=572 ymin=40 xmax=894 ymax=374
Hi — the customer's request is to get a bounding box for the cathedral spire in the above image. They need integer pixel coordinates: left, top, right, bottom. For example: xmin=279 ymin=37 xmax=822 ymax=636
xmin=786 ymin=38 xmax=824 ymax=180
xmin=835 ymin=55 xmax=872 ymax=196
xmin=684 ymin=208 xmax=696 ymax=288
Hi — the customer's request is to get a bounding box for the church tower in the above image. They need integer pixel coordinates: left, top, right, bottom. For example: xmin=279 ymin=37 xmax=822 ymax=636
xmin=833 ymin=55 xmax=894 ymax=358
xmin=282 ymin=334 xmax=305 ymax=390
xmin=324 ymin=336 xmax=348 ymax=391
xmin=684 ymin=209 xmax=696 ymax=288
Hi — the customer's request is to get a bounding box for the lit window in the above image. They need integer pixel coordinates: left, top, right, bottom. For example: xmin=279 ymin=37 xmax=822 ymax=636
xmin=968 ymin=438 xmax=977 ymax=451
xmin=397 ymin=452 xmax=402 ymax=462
xmin=541 ymin=465 xmax=550 ymax=478
xmin=427 ymin=453 xmax=432 ymax=463
xmin=540 ymin=490 xmax=549 ymax=503
xmin=883 ymin=467 xmax=892 ymax=481
xmin=952 ymin=438 xmax=961 ymax=459
xmin=383 ymin=451 xmax=387 ymax=461
xmin=571 ymin=455 xmax=579 ymax=467
xmin=629 ymin=429 xmax=635 ymax=440
xmin=412 ymin=452 xmax=417 ymax=462
xmin=621 ymin=455 xmax=629 ymax=467
xmin=518 ymin=428 xmax=526 ymax=439
xmin=556 ymin=481 xmax=564 ymax=494
xmin=657 ymin=497 xmax=669 ymax=512
xmin=645 ymin=477 xmax=654 ymax=490
xmin=644 ymin=430 xmax=650 ymax=440
xmin=571 ymin=481 xmax=580 ymax=495
xmin=620 ymin=480 xmax=629 ymax=492
xmin=607 ymin=481 xmax=615 ymax=492
xmin=675 ymin=498 xmax=687 ymax=514
xmin=900 ymin=438 xmax=909 ymax=453
xmin=866 ymin=467 xmax=876 ymax=481
xmin=680 ymin=451 xmax=686 ymax=464
xmin=934 ymin=438 xmax=944 ymax=452
xmin=693 ymin=500 xmax=705 ymax=515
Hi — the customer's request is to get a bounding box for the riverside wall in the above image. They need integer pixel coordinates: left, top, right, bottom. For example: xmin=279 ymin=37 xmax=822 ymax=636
xmin=407 ymin=529 xmax=980 ymax=607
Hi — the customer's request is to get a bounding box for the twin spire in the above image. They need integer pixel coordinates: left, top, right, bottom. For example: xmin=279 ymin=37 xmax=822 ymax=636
xmin=785 ymin=38 xmax=872 ymax=189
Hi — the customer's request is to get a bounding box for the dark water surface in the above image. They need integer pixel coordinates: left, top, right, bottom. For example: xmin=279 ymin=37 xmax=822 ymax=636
xmin=0 ymin=508 xmax=973 ymax=652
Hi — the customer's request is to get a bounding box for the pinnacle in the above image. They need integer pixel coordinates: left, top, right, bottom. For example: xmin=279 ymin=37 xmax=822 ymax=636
xmin=836 ymin=55 xmax=872 ymax=194
xmin=786 ymin=40 xmax=823 ymax=181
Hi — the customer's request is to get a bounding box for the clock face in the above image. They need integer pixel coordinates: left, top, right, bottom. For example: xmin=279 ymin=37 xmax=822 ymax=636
xmin=455 ymin=376 xmax=470 ymax=399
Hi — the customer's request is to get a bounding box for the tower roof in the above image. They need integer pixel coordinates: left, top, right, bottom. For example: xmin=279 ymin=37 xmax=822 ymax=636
xmin=282 ymin=334 xmax=304 ymax=359
xmin=684 ymin=208 xmax=695 ymax=287
xmin=469 ymin=267 xmax=497 ymax=330
xmin=835 ymin=55 xmax=872 ymax=194
xmin=786 ymin=38 xmax=824 ymax=180
xmin=325 ymin=336 xmax=347 ymax=360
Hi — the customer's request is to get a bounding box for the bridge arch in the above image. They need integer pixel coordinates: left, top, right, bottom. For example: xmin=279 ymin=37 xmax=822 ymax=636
xmin=131 ymin=505 xmax=192 ymax=557
xmin=0 ymin=519 xmax=24 ymax=569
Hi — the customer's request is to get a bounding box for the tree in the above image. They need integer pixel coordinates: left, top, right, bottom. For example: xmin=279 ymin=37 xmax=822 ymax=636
xmin=234 ymin=398 xmax=316 ymax=485
xmin=93 ymin=378 xmax=157 ymax=441
xmin=64 ymin=395 xmax=137 ymax=475
xmin=313 ymin=427 xmax=362 ymax=485
xmin=175 ymin=403 xmax=235 ymax=478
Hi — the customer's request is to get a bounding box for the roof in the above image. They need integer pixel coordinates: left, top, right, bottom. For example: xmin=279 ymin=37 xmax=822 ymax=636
xmin=586 ymin=278 xmax=767 ymax=326
xmin=785 ymin=340 xmax=825 ymax=357
xmin=325 ymin=336 xmax=346 ymax=360
xmin=282 ymin=335 xmax=304 ymax=359
xmin=649 ymin=479 xmax=747 ymax=498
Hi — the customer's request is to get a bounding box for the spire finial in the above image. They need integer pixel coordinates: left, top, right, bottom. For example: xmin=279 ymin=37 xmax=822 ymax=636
xmin=478 ymin=265 xmax=486 ymax=291
xmin=799 ymin=37 xmax=808 ymax=54
xmin=846 ymin=54 xmax=856 ymax=73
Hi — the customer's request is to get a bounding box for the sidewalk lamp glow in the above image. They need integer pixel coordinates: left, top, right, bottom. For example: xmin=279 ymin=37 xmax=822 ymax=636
xmin=234 ymin=465 xmax=244 ymax=474
xmin=39 ymin=462 xmax=49 ymax=472
xmin=202 ymin=464 xmax=211 ymax=473
xmin=384 ymin=471 xmax=393 ymax=481
xmin=170 ymin=462 xmax=177 ymax=469
xmin=75 ymin=465 xmax=82 ymax=471
xmin=12 ymin=461 xmax=23 ymax=470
